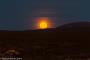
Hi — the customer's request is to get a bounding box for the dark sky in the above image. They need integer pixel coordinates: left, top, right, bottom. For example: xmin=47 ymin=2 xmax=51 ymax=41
xmin=0 ymin=0 xmax=90 ymax=30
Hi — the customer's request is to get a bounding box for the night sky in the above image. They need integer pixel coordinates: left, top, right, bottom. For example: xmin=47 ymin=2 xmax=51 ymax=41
xmin=0 ymin=0 xmax=90 ymax=30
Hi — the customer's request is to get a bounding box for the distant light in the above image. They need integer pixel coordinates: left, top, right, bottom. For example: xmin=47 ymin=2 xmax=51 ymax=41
xmin=36 ymin=17 xmax=52 ymax=29
xmin=39 ymin=21 xmax=48 ymax=29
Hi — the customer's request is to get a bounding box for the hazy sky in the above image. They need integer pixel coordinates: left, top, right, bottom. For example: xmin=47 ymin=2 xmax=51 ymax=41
xmin=0 ymin=0 xmax=90 ymax=30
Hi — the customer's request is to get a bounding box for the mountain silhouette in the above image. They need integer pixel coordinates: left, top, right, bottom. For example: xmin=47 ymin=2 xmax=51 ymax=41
xmin=0 ymin=21 xmax=90 ymax=59
xmin=56 ymin=21 xmax=90 ymax=32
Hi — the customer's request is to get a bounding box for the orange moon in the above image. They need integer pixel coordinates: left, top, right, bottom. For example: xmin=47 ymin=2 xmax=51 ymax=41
xmin=35 ymin=17 xmax=52 ymax=29
xmin=39 ymin=21 xmax=48 ymax=29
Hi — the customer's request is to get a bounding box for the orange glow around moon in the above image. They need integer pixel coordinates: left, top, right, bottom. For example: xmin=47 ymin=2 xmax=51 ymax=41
xmin=35 ymin=17 xmax=52 ymax=29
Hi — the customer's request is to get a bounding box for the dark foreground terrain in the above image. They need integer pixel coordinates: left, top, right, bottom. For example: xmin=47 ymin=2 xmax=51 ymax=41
xmin=0 ymin=22 xmax=90 ymax=60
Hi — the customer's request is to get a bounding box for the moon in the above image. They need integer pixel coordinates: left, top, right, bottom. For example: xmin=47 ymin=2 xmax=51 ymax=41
xmin=39 ymin=21 xmax=48 ymax=29
xmin=35 ymin=17 xmax=52 ymax=29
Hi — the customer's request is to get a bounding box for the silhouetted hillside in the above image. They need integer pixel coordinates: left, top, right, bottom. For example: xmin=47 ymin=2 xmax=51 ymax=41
xmin=57 ymin=21 xmax=90 ymax=31
xmin=0 ymin=22 xmax=90 ymax=59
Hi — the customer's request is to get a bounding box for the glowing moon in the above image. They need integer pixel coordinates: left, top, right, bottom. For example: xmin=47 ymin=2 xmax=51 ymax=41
xmin=39 ymin=21 xmax=48 ymax=29
xmin=35 ymin=17 xmax=52 ymax=29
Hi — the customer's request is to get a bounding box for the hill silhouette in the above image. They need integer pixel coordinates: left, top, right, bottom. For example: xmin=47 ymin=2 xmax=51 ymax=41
xmin=0 ymin=21 xmax=90 ymax=59
xmin=56 ymin=21 xmax=90 ymax=31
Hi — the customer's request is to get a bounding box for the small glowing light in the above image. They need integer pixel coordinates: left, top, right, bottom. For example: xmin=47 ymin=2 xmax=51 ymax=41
xmin=34 ymin=17 xmax=53 ymax=29
xmin=39 ymin=21 xmax=48 ymax=29
xmin=37 ymin=17 xmax=50 ymax=29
